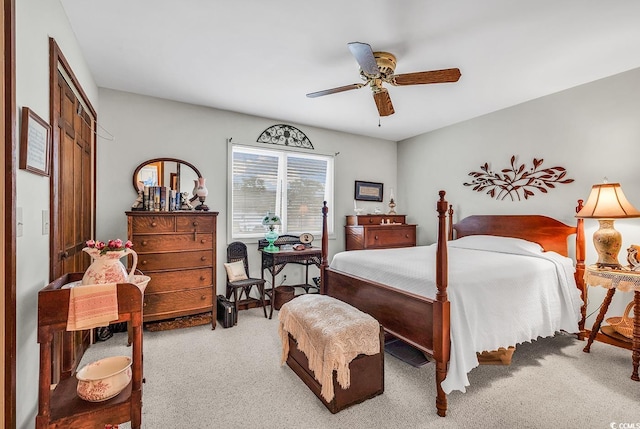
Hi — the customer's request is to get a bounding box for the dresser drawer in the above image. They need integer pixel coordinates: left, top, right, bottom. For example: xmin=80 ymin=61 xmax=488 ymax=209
xmin=133 ymin=233 xmax=213 ymax=252
xmin=130 ymin=215 xmax=176 ymax=233
xmin=137 ymin=250 xmax=213 ymax=271
xmin=144 ymin=287 xmax=213 ymax=320
xmin=347 ymin=215 xmax=407 ymax=226
xmin=364 ymin=225 xmax=416 ymax=249
xmin=175 ymin=215 xmax=215 ymax=233
xmin=144 ymin=268 xmax=213 ymax=293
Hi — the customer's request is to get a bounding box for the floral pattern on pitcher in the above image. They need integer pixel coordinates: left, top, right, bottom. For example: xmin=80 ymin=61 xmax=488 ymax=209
xmin=81 ymin=239 xmax=138 ymax=285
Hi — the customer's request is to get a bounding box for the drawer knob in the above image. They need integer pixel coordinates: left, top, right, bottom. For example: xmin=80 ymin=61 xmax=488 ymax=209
xmin=141 ymin=260 xmax=147 ymax=265
xmin=201 ymin=239 xmax=206 ymax=244
xmin=200 ymin=276 xmax=205 ymax=281
xmin=201 ymin=256 xmax=207 ymax=261
xmin=405 ymin=234 xmax=409 ymax=238
xmin=374 ymin=235 xmax=379 ymax=240
xmin=193 ymin=221 xmax=198 ymax=226
xmin=151 ymin=222 xmax=157 ymax=227
xmin=142 ymin=241 xmax=148 ymax=246
xmin=201 ymin=295 xmax=206 ymax=300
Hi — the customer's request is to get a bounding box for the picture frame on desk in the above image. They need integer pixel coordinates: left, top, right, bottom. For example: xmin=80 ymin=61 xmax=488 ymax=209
xmin=355 ymin=180 xmax=383 ymax=202
xmin=19 ymin=106 xmax=51 ymax=176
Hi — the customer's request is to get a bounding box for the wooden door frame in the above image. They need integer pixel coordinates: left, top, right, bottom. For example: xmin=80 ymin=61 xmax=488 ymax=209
xmin=3 ymin=0 xmax=16 ymax=427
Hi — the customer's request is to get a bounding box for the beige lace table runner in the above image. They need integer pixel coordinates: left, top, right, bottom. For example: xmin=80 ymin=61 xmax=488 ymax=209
xmin=278 ymin=294 xmax=380 ymax=402
xmin=584 ymin=265 xmax=640 ymax=293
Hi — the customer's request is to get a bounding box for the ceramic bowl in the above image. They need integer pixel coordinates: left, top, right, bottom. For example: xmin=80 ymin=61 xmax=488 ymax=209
xmin=76 ymin=356 xmax=132 ymax=402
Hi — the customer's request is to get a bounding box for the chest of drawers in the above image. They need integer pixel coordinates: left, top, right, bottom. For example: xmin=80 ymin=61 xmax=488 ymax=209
xmin=345 ymin=214 xmax=416 ymax=251
xmin=126 ymin=211 xmax=218 ymax=328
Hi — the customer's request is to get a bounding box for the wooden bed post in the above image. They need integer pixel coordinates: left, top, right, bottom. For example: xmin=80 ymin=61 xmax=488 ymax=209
xmin=434 ymin=191 xmax=451 ymax=417
xmin=447 ymin=204 xmax=454 ymax=240
xmin=575 ymin=199 xmax=586 ymax=339
xmin=320 ymin=201 xmax=329 ymax=295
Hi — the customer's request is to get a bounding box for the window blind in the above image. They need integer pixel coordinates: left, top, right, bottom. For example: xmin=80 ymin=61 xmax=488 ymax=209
xmin=231 ymin=145 xmax=333 ymax=238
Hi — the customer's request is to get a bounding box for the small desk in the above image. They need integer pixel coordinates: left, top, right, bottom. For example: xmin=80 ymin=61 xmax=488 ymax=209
xmin=260 ymin=246 xmax=322 ymax=319
xmin=583 ymin=265 xmax=640 ymax=381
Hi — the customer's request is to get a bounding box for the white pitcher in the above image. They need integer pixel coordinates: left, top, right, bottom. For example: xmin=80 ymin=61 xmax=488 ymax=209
xmin=81 ymin=247 xmax=138 ymax=285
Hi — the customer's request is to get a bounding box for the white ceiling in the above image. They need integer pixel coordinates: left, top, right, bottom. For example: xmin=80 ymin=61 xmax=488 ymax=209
xmin=60 ymin=0 xmax=640 ymax=142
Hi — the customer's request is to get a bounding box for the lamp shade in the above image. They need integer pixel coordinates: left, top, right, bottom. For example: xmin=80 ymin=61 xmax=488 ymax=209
xmin=576 ymin=183 xmax=640 ymax=219
xmin=262 ymin=212 xmax=281 ymax=226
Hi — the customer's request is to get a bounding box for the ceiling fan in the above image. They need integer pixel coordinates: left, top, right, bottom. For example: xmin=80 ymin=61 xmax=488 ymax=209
xmin=306 ymin=42 xmax=461 ymax=117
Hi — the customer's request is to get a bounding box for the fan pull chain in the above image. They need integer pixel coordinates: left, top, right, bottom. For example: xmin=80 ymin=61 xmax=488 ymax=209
xmin=378 ymin=117 xmax=381 ymax=127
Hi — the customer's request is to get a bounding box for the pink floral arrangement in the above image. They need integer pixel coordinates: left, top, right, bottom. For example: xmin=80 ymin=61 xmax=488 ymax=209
xmin=85 ymin=239 xmax=133 ymax=255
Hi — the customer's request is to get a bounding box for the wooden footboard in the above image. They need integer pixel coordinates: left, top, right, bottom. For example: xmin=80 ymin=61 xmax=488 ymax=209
xmin=323 ymin=268 xmax=435 ymax=354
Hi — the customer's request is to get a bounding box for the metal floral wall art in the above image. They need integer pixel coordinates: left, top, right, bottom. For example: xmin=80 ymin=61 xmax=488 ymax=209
xmin=463 ymin=156 xmax=574 ymax=201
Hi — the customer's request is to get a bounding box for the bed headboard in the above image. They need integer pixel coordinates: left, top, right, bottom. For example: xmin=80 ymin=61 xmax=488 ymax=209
xmin=452 ymin=214 xmax=577 ymax=256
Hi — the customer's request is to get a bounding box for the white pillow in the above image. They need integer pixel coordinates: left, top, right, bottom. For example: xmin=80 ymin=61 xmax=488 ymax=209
xmin=224 ymin=260 xmax=248 ymax=282
xmin=448 ymin=235 xmax=543 ymax=255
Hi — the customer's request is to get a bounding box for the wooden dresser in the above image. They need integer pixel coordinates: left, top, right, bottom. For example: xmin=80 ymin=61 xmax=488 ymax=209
xmin=126 ymin=211 xmax=218 ymax=329
xmin=345 ymin=214 xmax=416 ymax=251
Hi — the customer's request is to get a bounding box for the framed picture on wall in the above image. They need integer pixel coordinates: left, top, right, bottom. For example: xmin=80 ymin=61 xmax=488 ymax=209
xmin=355 ymin=180 xmax=383 ymax=202
xmin=19 ymin=107 xmax=52 ymax=176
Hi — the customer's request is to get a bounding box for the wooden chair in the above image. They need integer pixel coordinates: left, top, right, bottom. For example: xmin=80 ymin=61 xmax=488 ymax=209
xmin=226 ymin=241 xmax=267 ymax=320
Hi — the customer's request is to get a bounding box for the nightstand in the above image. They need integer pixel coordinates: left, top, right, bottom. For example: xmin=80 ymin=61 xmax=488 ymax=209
xmin=582 ymin=265 xmax=640 ymax=381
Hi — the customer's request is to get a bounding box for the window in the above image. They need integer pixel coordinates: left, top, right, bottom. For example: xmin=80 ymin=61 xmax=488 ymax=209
xmin=231 ymin=145 xmax=334 ymax=239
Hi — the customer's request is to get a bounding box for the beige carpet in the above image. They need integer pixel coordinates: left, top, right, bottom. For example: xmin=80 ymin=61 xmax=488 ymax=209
xmin=81 ymin=308 xmax=640 ymax=429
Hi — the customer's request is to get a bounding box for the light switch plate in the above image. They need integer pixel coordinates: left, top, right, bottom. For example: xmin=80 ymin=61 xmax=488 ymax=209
xmin=42 ymin=210 xmax=49 ymax=235
xmin=17 ymin=207 xmax=23 ymax=237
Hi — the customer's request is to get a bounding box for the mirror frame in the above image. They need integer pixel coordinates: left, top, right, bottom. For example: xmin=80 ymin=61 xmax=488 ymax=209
xmin=132 ymin=157 xmax=202 ymax=202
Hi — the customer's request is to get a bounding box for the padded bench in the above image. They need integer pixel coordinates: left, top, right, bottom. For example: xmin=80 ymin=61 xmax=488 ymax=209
xmin=278 ymin=294 xmax=384 ymax=413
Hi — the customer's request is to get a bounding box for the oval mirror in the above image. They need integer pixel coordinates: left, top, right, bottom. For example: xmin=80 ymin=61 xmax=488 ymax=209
xmin=132 ymin=157 xmax=202 ymax=202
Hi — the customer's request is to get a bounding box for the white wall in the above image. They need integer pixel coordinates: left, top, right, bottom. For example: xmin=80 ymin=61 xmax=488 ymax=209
xmin=96 ymin=88 xmax=397 ymax=294
xmin=15 ymin=0 xmax=99 ymax=427
xmin=398 ymin=67 xmax=640 ymax=326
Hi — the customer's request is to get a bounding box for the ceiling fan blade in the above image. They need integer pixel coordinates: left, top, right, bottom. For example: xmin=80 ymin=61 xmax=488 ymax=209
xmin=373 ymin=89 xmax=395 ymax=117
xmin=393 ymin=68 xmax=461 ymax=86
xmin=348 ymin=42 xmax=380 ymax=77
xmin=306 ymin=83 xmax=364 ymax=98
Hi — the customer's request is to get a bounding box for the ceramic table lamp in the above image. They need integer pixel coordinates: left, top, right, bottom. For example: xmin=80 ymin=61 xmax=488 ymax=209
xmin=576 ymin=182 xmax=640 ymax=268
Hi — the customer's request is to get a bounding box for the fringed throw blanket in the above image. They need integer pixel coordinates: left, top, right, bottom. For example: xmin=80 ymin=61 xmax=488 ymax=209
xmin=278 ymin=294 xmax=380 ymax=402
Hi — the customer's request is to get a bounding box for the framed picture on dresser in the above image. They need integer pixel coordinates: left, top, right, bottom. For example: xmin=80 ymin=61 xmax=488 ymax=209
xmin=355 ymin=180 xmax=383 ymax=202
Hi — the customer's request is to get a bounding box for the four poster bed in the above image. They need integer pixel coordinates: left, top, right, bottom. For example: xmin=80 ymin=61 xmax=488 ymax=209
xmin=318 ymin=191 xmax=586 ymax=417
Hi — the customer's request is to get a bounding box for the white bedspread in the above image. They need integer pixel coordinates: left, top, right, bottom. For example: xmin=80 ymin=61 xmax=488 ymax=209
xmin=329 ymin=235 xmax=583 ymax=394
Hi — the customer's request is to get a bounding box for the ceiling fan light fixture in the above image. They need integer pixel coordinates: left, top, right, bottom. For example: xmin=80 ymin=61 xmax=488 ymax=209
xmin=373 ymin=52 xmax=396 ymax=80
xmin=308 ymin=41 xmax=460 ymax=118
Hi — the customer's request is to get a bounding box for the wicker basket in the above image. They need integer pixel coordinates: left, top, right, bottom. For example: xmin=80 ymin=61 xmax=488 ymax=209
xmin=605 ymin=301 xmax=635 ymax=339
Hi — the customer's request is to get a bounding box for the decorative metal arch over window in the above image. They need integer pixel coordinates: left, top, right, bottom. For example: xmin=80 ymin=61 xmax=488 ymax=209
xmin=257 ymin=124 xmax=314 ymax=149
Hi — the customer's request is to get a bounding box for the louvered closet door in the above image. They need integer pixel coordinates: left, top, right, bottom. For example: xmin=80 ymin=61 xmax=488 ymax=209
xmin=54 ymin=72 xmax=91 ymax=276
xmin=50 ymin=62 xmax=94 ymax=382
